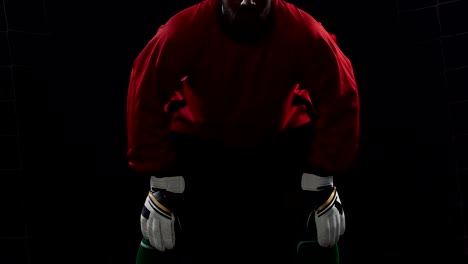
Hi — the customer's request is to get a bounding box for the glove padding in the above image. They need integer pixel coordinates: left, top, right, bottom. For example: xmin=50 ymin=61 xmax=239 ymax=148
xmin=140 ymin=176 xmax=185 ymax=251
xmin=302 ymin=173 xmax=345 ymax=248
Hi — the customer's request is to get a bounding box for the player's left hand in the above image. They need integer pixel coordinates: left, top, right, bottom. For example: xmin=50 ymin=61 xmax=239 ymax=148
xmin=301 ymin=173 xmax=345 ymax=248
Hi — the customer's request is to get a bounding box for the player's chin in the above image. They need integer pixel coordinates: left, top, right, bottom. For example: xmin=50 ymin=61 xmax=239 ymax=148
xmin=231 ymin=19 xmax=264 ymax=32
xmin=233 ymin=13 xmax=263 ymax=24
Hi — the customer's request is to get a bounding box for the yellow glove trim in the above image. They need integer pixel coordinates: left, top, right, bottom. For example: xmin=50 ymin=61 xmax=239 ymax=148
xmin=148 ymin=191 xmax=172 ymax=214
xmin=316 ymin=186 xmax=337 ymax=212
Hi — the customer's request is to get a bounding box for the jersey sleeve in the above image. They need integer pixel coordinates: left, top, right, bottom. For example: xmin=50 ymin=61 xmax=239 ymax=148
xmin=126 ymin=25 xmax=184 ymax=176
xmin=298 ymin=22 xmax=360 ymax=176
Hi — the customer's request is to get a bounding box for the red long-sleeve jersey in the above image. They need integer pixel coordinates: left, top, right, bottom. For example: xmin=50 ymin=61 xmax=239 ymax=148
xmin=126 ymin=0 xmax=360 ymax=176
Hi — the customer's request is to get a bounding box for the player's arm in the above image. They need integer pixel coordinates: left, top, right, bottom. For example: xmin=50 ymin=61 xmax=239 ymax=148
xmin=127 ymin=25 xmax=187 ymax=252
xmin=297 ymin=21 xmax=360 ymax=248
xmin=298 ymin=24 xmax=360 ymax=177
xmin=127 ymin=25 xmax=185 ymax=177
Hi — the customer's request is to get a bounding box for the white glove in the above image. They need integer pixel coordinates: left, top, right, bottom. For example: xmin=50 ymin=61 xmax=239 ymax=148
xmin=302 ymin=173 xmax=345 ymax=248
xmin=140 ymin=176 xmax=185 ymax=252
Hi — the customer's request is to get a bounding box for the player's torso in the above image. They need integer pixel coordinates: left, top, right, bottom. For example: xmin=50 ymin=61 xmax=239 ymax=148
xmin=168 ymin=0 xmax=308 ymax=143
xmin=187 ymin=34 xmax=298 ymax=122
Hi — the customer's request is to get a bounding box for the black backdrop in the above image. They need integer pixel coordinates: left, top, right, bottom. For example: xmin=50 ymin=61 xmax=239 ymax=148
xmin=1 ymin=0 xmax=467 ymax=263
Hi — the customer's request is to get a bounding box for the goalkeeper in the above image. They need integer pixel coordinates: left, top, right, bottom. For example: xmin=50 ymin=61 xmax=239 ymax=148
xmin=126 ymin=0 xmax=360 ymax=263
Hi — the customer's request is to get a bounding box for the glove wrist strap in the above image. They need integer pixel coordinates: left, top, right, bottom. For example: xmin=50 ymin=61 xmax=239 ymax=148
xmin=301 ymin=173 xmax=333 ymax=191
xmin=150 ymin=176 xmax=185 ymax=193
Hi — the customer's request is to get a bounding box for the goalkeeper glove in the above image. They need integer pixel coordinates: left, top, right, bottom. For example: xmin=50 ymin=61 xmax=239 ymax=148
xmin=140 ymin=176 xmax=185 ymax=252
xmin=301 ymin=173 xmax=345 ymax=248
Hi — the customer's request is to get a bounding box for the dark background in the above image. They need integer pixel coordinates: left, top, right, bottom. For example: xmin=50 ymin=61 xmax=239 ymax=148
xmin=1 ymin=0 xmax=467 ymax=263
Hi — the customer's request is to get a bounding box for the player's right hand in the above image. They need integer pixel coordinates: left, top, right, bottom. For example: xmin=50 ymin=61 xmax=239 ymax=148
xmin=140 ymin=176 xmax=185 ymax=251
